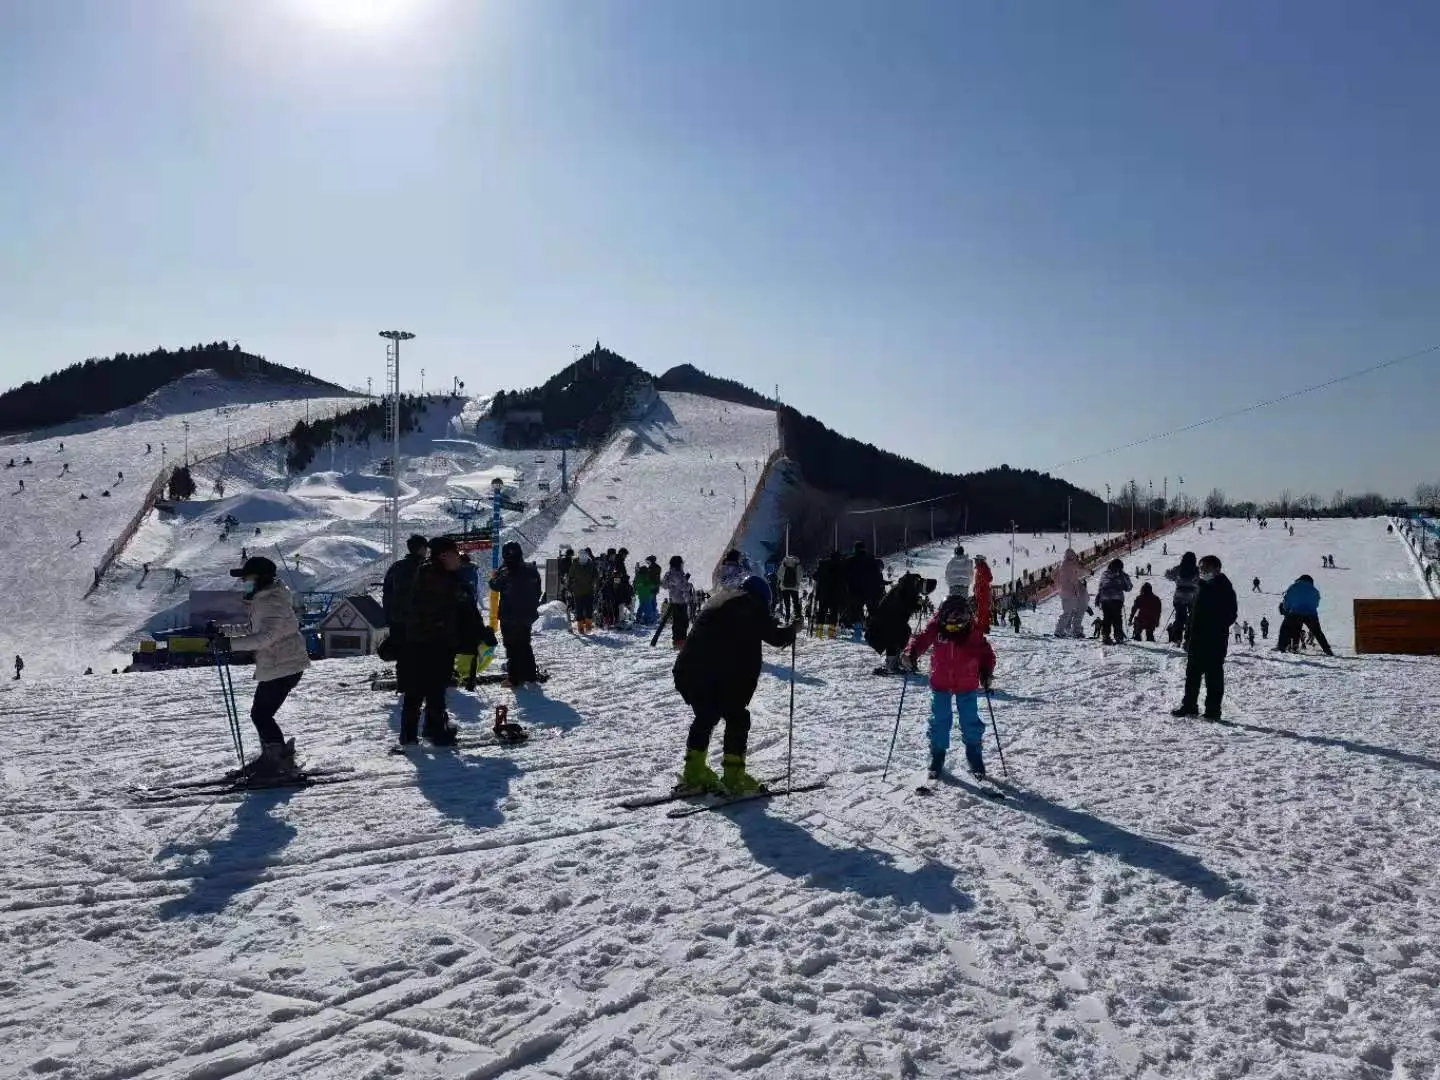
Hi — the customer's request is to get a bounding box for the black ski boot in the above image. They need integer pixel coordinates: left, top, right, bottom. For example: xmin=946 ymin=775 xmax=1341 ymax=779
xmin=965 ymin=744 xmax=987 ymax=781
xmin=424 ymin=720 xmax=460 ymax=747
xmin=244 ymin=739 xmax=299 ymax=781
xmin=1171 ymin=704 xmax=1199 ymax=718
xmin=927 ymin=749 xmax=946 ymax=781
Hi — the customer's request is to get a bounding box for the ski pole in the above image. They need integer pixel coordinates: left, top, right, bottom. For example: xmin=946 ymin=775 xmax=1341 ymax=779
xmin=984 ymin=688 xmax=1009 ymax=779
xmin=650 ymin=602 xmax=673 ymax=647
xmin=215 ymin=649 xmax=245 ymax=770
xmin=785 ymin=634 xmax=797 ymax=789
xmin=881 ymin=669 xmax=909 ymax=782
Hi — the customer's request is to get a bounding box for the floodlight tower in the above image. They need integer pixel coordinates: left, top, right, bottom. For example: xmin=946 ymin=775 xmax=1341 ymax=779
xmin=380 ymin=330 xmax=415 ymax=562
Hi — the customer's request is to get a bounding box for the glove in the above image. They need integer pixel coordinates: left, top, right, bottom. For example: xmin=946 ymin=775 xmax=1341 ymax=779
xmin=898 ymin=651 xmax=917 ymax=673
xmin=1086 ymin=607 xmax=1094 ymax=617
xmin=210 ymin=635 xmax=231 ymax=653
xmin=979 ymin=667 xmax=993 ymax=691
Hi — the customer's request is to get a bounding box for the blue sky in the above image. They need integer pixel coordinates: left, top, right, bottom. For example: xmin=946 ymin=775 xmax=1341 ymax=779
xmin=2 ymin=0 xmax=1437 ymax=504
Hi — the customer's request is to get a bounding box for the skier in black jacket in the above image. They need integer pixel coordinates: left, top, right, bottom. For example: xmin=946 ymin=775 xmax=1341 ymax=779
xmin=1172 ymin=554 xmax=1238 ymax=720
xmin=382 ymin=534 xmax=429 ymax=690
xmin=673 ymin=576 xmax=798 ymax=796
xmin=489 ymin=541 xmax=543 ymax=686
xmin=865 ymin=572 xmax=934 ymax=674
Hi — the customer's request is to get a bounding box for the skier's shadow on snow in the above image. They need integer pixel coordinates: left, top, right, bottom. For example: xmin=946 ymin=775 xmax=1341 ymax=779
xmin=155 ymin=788 xmax=299 ymax=920
xmin=730 ymin=809 xmax=973 ymax=915
xmin=408 ymin=750 xmax=522 ymax=831
xmin=761 ymin=661 xmax=824 ymax=687
xmin=1207 ymin=718 xmax=1440 ymax=774
xmin=512 ymin=690 xmax=583 ymax=732
xmin=988 ymin=784 xmax=1230 ymax=900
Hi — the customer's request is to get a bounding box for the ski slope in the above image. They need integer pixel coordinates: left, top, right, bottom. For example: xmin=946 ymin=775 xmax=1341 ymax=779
xmin=901 ymin=531 xmax=1125 ymax=589
xmin=0 ymin=374 xmax=359 ymax=675
xmin=534 ymin=392 xmax=777 ymax=578
xmin=1031 ymin=517 xmax=1425 ymax=652
xmin=2 ymin=519 xmax=1437 ymax=1079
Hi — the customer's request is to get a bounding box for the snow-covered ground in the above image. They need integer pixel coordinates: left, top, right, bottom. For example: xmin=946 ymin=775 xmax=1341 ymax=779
xmin=899 ymin=531 xmax=1126 ymax=590
xmin=0 ymin=374 xmax=360 ymax=675
xmin=534 ymin=392 xmax=777 ymax=580
xmin=3 ymin=520 xmax=1438 ymax=1079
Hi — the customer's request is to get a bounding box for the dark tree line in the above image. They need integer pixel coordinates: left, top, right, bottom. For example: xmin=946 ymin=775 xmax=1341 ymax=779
xmin=491 ymin=343 xmax=651 ymax=446
xmin=655 ymin=364 xmax=776 ymax=409
xmin=167 ymin=465 xmax=196 ymax=501
xmin=0 ymin=342 xmax=344 ymax=436
xmin=284 ymin=396 xmax=429 ymax=473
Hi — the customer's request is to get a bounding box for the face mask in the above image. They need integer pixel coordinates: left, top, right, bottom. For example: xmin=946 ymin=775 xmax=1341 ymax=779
xmin=242 ymin=579 xmax=258 ymax=597
xmin=1200 ymin=570 xmax=1216 ymax=582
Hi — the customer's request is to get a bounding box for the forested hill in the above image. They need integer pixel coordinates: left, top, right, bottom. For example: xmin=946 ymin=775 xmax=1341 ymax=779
xmin=656 ymin=364 xmax=776 ymax=410
xmin=0 ymin=343 xmax=348 ymax=436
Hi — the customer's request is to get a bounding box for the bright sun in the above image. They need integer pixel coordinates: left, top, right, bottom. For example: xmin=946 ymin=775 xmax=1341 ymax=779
xmin=289 ymin=0 xmax=420 ymax=32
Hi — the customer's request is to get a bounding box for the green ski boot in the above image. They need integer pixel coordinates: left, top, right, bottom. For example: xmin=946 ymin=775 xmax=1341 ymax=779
xmin=720 ymin=754 xmax=765 ymax=797
xmin=678 ymin=749 xmax=722 ymax=794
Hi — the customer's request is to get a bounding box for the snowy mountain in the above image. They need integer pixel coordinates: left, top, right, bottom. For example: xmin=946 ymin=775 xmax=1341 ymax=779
xmin=2 ymin=516 xmax=1437 ymax=1078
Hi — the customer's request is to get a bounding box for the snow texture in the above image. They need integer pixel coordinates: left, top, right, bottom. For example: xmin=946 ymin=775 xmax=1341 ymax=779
xmin=2 ymin=518 xmax=1438 ymax=1079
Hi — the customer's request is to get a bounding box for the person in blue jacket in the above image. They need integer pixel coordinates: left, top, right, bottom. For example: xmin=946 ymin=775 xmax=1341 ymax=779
xmin=1276 ymin=574 xmax=1333 ymax=655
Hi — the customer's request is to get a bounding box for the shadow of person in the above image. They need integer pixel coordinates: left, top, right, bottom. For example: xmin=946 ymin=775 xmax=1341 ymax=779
xmin=406 ymin=748 xmax=522 ymax=830
xmin=1207 ymin=717 xmax=1440 ymax=774
xmin=156 ymin=788 xmax=299 ymax=919
xmin=729 ymin=805 xmax=972 ymax=914
xmin=761 ymin=661 xmax=824 ymax=687
xmin=973 ymin=780 xmax=1230 ymax=900
xmin=511 ymin=689 xmax=584 ymax=732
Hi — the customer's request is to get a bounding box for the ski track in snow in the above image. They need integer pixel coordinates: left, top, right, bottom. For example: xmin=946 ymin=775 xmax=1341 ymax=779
xmin=2 ymin=518 xmax=1438 ymax=1079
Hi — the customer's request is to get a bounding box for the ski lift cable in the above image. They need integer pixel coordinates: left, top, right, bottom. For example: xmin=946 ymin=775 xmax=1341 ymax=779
xmin=846 ymin=491 xmax=965 ymax=515
xmin=1048 ymin=341 xmax=1440 ymax=471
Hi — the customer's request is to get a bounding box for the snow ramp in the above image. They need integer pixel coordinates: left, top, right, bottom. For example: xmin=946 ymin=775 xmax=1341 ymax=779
xmin=533 ymin=393 xmax=779 ymax=576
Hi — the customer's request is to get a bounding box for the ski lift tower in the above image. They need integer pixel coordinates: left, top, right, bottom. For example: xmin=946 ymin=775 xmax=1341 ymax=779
xmin=380 ymin=330 xmax=415 ymax=563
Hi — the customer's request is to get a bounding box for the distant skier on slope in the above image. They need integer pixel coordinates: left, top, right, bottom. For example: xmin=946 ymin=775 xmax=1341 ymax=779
xmin=672 ymin=575 xmax=798 ymax=796
xmin=1276 ymin=575 xmax=1334 ymax=656
xmin=210 ymin=557 xmax=312 ymax=779
xmin=1095 ymin=559 xmax=1133 ymax=644
xmin=902 ymin=593 xmax=996 ymax=781
xmin=12 ymin=655 xmax=21 ymax=680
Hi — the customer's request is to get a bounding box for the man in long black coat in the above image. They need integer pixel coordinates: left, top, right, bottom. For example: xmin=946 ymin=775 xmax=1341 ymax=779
xmin=402 ymin=537 xmax=493 ymax=745
xmin=865 ymin=572 xmax=933 ymax=673
xmin=382 ymin=534 xmax=429 ymax=690
xmin=673 ymin=576 xmax=797 ymax=796
xmin=1172 ymin=554 xmax=1238 ymax=721
xmin=490 ymin=541 xmax=543 ymax=686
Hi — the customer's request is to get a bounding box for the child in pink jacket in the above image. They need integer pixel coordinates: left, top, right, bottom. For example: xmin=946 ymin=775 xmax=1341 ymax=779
xmin=903 ymin=594 xmax=996 ymax=780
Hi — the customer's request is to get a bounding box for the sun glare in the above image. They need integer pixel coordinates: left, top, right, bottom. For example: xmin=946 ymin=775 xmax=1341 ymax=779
xmin=288 ymin=0 xmax=421 ymax=32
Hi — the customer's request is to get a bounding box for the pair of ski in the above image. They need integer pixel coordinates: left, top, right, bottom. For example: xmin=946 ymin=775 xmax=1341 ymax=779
xmin=130 ymin=766 xmax=356 ymax=803
xmin=620 ymin=775 xmax=827 ymax=818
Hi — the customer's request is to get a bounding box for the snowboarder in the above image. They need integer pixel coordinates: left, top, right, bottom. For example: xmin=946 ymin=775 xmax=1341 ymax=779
xmin=1053 ymin=549 xmax=1088 ymax=638
xmin=866 ymin=572 xmax=934 ymax=674
xmin=673 ymin=575 xmax=798 ymax=796
xmin=399 ymin=537 xmax=492 ymax=746
xmin=1252 ymin=577 xmax=1261 ymax=592
xmin=1130 ymin=582 xmax=1162 ymax=642
xmin=1276 ymin=575 xmax=1334 ymax=656
xmin=902 ymin=593 xmax=996 ymax=781
xmin=777 ymin=553 xmax=802 ymax=622
xmin=634 ymin=556 xmax=662 ymax=625
xmin=489 ymin=541 xmax=542 ymax=687
xmin=1164 ymin=552 xmax=1201 ymax=646
xmin=568 ymin=548 xmax=599 ymax=634
xmin=661 ymin=556 xmax=692 ymax=646
xmin=211 ymin=557 xmax=312 ymax=778
xmin=973 ymin=555 xmax=993 ymax=630
xmin=1095 ymin=559 xmax=1133 ymax=644
xmin=1172 ymin=555 xmax=1237 ymax=720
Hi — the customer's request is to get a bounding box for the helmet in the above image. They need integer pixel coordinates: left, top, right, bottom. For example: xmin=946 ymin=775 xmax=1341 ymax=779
xmin=229 ymin=556 xmax=277 ymax=585
xmin=740 ymin=574 xmax=772 ymax=610
xmin=669 ymin=555 xmax=683 ymax=568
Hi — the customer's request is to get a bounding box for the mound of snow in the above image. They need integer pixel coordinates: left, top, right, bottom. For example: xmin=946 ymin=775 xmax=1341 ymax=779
xmin=536 ymin=600 xmax=570 ymax=631
xmin=212 ymin=489 xmax=322 ymax=524
xmin=292 ymin=471 xmax=407 ymax=500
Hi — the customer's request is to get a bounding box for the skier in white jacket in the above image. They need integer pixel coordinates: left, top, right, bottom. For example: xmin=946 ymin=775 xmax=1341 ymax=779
xmin=216 ymin=556 xmax=311 ymax=779
xmin=1053 ymin=549 xmax=1089 ymax=638
xmin=944 ymin=545 xmax=975 ymax=599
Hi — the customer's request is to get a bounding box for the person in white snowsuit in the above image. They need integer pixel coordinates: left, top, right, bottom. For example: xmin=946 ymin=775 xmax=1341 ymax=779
xmin=662 ymin=556 xmax=695 ymax=646
xmin=944 ymin=546 xmax=974 ymax=599
xmin=217 ymin=556 xmax=311 ymax=778
xmin=1054 ymin=549 xmax=1089 ymax=638
xmin=715 ymin=548 xmax=748 ymax=591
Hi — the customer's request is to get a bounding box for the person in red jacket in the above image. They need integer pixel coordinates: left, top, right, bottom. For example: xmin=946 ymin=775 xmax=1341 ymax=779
xmin=1129 ymin=582 xmax=1163 ymax=642
xmin=903 ymin=594 xmax=996 ymax=780
xmin=973 ymin=555 xmax=993 ymax=632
